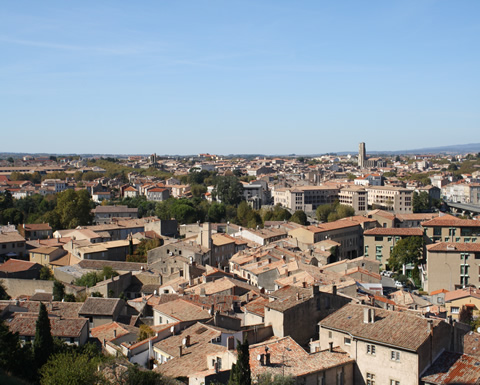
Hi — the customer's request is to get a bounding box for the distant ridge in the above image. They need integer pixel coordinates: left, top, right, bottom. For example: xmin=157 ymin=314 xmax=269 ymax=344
xmin=337 ymin=143 xmax=480 ymax=156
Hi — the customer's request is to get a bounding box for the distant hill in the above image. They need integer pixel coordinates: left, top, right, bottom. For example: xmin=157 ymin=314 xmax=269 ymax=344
xmin=337 ymin=143 xmax=480 ymax=156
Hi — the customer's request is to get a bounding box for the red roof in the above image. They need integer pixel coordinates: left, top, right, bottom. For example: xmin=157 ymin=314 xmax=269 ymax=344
xmin=0 ymin=259 xmax=39 ymax=273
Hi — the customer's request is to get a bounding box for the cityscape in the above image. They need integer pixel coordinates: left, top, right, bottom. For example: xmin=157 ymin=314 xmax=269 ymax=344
xmin=1 ymin=143 xmax=480 ymax=384
xmin=2 ymin=1 xmax=480 ymax=384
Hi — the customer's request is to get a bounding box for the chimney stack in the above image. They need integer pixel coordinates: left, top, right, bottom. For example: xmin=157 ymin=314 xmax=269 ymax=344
xmin=329 ymin=342 xmax=333 ymax=352
xmin=178 ymin=345 xmax=183 ymax=357
xmin=332 ymin=285 xmax=337 ymax=296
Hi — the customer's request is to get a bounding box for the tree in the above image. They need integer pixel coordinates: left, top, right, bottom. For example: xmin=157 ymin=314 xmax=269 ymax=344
xmin=257 ymin=373 xmax=295 ymax=385
xmin=40 ymin=266 xmax=54 ymax=280
xmin=459 ymin=305 xmax=473 ymax=325
xmin=0 ymin=319 xmax=24 ymax=375
xmin=215 ymin=176 xmax=244 ymax=206
xmin=229 ymin=338 xmax=251 ymax=385
xmin=388 ymin=236 xmax=424 ymax=272
xmin=413 ymin=191 xmax=430 ymax=213
xmin=34 ymin=302 xmax=54 ymax=369
xmin=316 ymin=204 xmax=333 ymax=222
xmin=208 ymin=202 xmax=226 ymax=223
xmin=290 ymin=210 xmax=307 ymax=225
xmin=54 ymin=189 xmax=93 ymax=229
xmin=40 ymin=351 xmax=102 ymax=385
xmin=138 ymin=324 xmax=155 ymax=341
xmin=53 ymin=280 xmax=65 ymax=301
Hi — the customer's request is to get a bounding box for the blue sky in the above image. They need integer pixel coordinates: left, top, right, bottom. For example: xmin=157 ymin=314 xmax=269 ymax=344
xmin=1 ymin=1 xmax=479 ymax=155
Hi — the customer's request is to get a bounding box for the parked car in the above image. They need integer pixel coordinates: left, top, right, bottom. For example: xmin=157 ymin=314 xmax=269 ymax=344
xmin=395 ymin=280 xmax=404 ymax=288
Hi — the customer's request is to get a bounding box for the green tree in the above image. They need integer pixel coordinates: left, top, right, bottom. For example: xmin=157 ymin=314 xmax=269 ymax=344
xmin=64 ymin=294 xmax=76 ymax=302
xmin=316 ymin=204 xmax=333 ymax=222
xmin=34 ymin=302 xmax=54 ymax=369
xmin=228 ymin=338 xmax=251 ymax=385
xmin=40 ymin=351 xmax=102 ymax=385
xmin=459 ymin=305 xmax=473 ymax=325
xmin=412 ymin=191 xmax=430 ymax=213
xmin=0 ymin=319 xmax=25 ymax=376
xmin=257 ymin=373 xmax=295 ymax=385
xmin=52 ymin=280 xmax=65 ymax=301
xmin=208 ymin=202 xmax=226 ymax=222
xmin=388 ymin=236 xmax=424 ymax=271
xmin=40 ymin=266 xmax=54 ymax=280
xmin=54 ymin=189 xmax=93 ymax=229
xmin=138 ymin=324 xmax=155 ymax=341
xmin=290 ymin=210 xmax=307 ymax=225
xmin=214 ymin=176 xmax=244 ymax=206
xmin=190 ymin=184 xmax=207 ymax=197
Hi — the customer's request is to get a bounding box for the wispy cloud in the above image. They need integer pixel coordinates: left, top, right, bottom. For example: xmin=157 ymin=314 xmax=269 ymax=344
xmin=0 ymin=36 xmax=159 ymax=55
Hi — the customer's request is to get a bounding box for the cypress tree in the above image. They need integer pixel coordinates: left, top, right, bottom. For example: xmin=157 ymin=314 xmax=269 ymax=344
xmin=34 ymin=302 xmax=54 ymax=369
xmin=228 ymin=337 xmax=251 ymax=385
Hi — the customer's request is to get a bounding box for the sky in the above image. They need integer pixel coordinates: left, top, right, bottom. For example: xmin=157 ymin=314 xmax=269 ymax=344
xmin=1 ymin=1 xmax=479 ymax=155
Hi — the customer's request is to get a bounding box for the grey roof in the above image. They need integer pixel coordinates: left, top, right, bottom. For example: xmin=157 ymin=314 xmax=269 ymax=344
xmin=79 ymin=297 xmax=124 ymax=316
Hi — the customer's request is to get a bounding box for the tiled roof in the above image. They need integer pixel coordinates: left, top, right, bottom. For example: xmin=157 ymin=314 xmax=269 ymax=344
xmin=186 ymin=277 xmax=261 ymax=296
xmin=93 ymin=206 xmax=138 ymax=213
xmin=8 ymin=316 xmax=87 ymax=338
xmin=421 ymin=351 xmax=480 ymax=384
xmin=445 ymin=287 xmax=480 ymax=302
xmin=23 ymin=223 xmax=52 ymax=231
xmin=153 ymin=323 xmax=223 ymax=373
xmin=464 ymin=332 xmax=480 ymax=359
xmin=422 ymin=215 xmax=480 ymax=228
xmin=265 ymin=285 xmax=313 ymax=312
xmin=363 ymin=228 xmax=423 ymax=236
xmin=249 ymin=336 xmax=354 ymax=378
xmin=427 ymin=243 xmax=480 ymax=252
xmin=153 ymin=298 xmax=212 ymax=322
xmin=79 ymin=298 xmax=124 ymax=316
xmin=0 ymin=231 xmax=25 ymax=243
xmin=243 ymin=296 xmax=269 ymax=317
xmin=320 ymin=304 xmax=447 ymax=351
xmin=0 ymin=259 xmax=40 ymax=273
xmin=91 ymin=321 xmax=139 ymax=342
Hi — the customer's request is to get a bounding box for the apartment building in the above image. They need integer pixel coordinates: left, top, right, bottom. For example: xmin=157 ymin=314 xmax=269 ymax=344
xmin=365 ymin=186 xmax=413 ymax=214
xmin=425 ymin=242 xmax=480 ymax=292
xmin=363 ymin=228 xmax=424 ymax=269
xmin=273 ymin=186 xmax=339 ymax=212
xmin=288 ymin=220 xmax=363 ymax=260
xmin=338 ymin=187 xmax=367 ymax=215
xmin=442 ymin=183 xmax=480 ymax=204
xmin=421 ymin=214 xmax=480 ymax=243
xmin=318 ymin=304 xmax=452 ymax=385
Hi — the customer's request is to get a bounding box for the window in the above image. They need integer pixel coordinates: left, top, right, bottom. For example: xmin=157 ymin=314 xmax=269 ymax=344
xmin=367 ymin=344 xmax=376 ymax=355
xmin=433 ymin=227 xmax=442 ymax=236
xmin=451 ymin=306 xmax=460 ymax=314
xmin=391 ymin=350 xmax=400 ymax=361
xmin=328 ymin=331 xmax=333 ymax=339
xmin=344 ymin=337 xmax=351 ymax=345
xmin=375 ymin=236 xmax=383 ymax=242
xmin=366 ymin=373 xmax=375 ymax=385
xmin=390 ymin=380 xmax=400 ymax=385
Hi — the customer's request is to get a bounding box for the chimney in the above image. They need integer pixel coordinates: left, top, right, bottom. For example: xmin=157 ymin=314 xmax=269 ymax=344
xmin=363 ymin=308 xmax=370 ymax=324
xmin=185 ymin=335 xmax=191 ymax=347
xmin=332 ymin=285 xmax=337 ymax=296
xmin=178 ymin=345 xmax=183 ymax=357
xmin=113 ymin=329 xmax=117 ymax=338
xmin=227 ymin=336 xmax=235 ymax=350
xmin=200 ymin=288 xmax=206 ymax=297
xmin=293 ymin=276 xmax=297 ymax=284
xmin=296 ymin=292 xmax=300 ymax=301
xmin=265 ymin=352 xmax=271 ymax=366
xmin=302 ymin=281 xmax=307 ymax=288
xmin=329 ymin=342 xmax=333 ymax=352
xmin=427 ymin=319 xmax=433 ymax=334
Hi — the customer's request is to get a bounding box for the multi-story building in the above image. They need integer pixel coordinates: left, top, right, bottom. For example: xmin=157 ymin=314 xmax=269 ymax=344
xmin=338 ymin=187 xmax=367 ymax=215
xmin=91 ymin=205 xmax=139 ymax=225
xmin=288 ymin=220 xmax=363 ymax=260
xmin=363 ymin=227 xmax=425 ymax=270
xmin=317 ymin=304 xmax=452 ymax=385
xmin=421 ymin=214 xmax=480 ymax=243
xmin=272 ymin=186 xmax=339 ymax=212
xmin=425 ymin=242 xmax=480 ymax=292
xmin=442 ymin=183 xmax=480 ymax=204
xmin=365 ymin=186 xmax=413 ymax=214
xmin=0 ymin=230 xmax=26 ymax=260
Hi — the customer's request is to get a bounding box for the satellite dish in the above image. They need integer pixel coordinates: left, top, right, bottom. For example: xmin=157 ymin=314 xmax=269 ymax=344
xmin=257 ymin=354 xmax=262 ymax=361
xmin=154 ymin=290 xmax=157 ymax=296
xmin=477 ymin=327 xmax=480 ymax=333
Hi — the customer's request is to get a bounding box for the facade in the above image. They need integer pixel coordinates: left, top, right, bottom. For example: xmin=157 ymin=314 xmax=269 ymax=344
xmin=363 ymin=228 xmax=424 ymax=270
xmin=365 ymin=186 xmax=413 ymax=214
xmin=273 ymin=186 xmax=339 ymax=212
xmin=422 ymin=214 xmax=480 ymax=243
xmin=0 ymin=230 xmax=26 ymax=260
xmin=18 ymin=223 xmax=53 ymax=240
xmin=318 ymin=304 xmax=452 ymax=385
xmin=92 ymin=205 xmax=139 ymax=225
xmin=425 ymin=242 xmax=480 ymax=292
xmin=145 ymin=187 xmax=170 ymax=202
xmin=338 ymin=187 xmax=367 ymax=215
